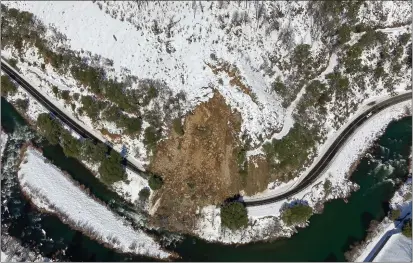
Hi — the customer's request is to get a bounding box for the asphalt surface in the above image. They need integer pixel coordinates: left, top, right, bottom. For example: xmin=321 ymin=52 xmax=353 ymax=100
xmin=1 ymin=61 xmax=147 ymax=178
xmin=244 ymin=91 xmax=411 ymax=206
xmin=2 ymin=60 xmax=410 ymax=205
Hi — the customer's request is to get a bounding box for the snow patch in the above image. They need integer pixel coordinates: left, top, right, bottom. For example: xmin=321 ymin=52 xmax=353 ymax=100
xmin=18 ymin=147 xmax=170 ymax=259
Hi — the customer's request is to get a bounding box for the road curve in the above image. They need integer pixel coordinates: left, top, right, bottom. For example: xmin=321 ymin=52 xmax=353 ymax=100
xmin=1 ymin=60 xmax=411 ymax=205
xmin=1 ymin=60 xmax=148 ymax=179
xmin=244 ymin=92 xmax=411 ymax=207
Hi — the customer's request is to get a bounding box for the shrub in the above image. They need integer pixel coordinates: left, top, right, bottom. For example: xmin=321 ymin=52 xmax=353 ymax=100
xmin=98 ymin=151 xmax=126 ymax=184
xmin=72 ymin=92 xmax=80 ymax=101
xmin=36 ymin=113 xmax=62 ymax=145
xmin=172 ymin=118 xmax=184 ymax=135
xmin=8 ymin=58 xmax=18 ymax=69
xmin=337 ymin=24 xmax=352 ymax=45
xmin=80 ymin=95 xmax=104 ymax=121
xmin=81 ymin=139 xmax=107 ymax=163
xmin=389 ymin=209 xmax=401 ymax=221
xmin=281 ymin=203 xmax=313 ymax=226
xmin=15 ymin=98 xmax=29 ymax=111
xmin=61 ymin=90 xmax=70 ymax=101
xmin=61 ymin=129 xmax=81 ymax=158
xmin=402 ymin=219 xmax=412 ymax=238
xmin=52 ymin=86 xmax=59 ymax=97
xmin=138 ymin=187 xmax=151 ymax=201
xmin=220 ymin=202 xmax=248 ymax=230
xmin=323 ymin=179 xmax=332 ymax=195
xmin=399 ymin=33 xmax=411 ymax=46
xmin=142 ymin=85 xmax=159 ymax=106
xmin=118 ymin=115 xmax=142 ymax=135
xmin=148 ymin=174 xmax=163 ymax=190
xmin=143 ymin=126 xmax=162 ymax=152
xmin=1 ymin=75 xmax=17 ymax=96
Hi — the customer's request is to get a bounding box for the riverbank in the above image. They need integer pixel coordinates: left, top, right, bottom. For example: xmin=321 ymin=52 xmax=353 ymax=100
xmin=2 ymin=84 xmax=152 ymax=208
xmin=350 ymin=177 xmax=412 ymax=262
xmin=16 ymin=145 xmax=171 ymax=259
xmin=194 ymin=101 xmax=411 ymax=244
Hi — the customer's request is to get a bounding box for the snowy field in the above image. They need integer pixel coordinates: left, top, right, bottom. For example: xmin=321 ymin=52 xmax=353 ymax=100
xmin=374 ymin=233 xmax=412 ymax=262
xmin=17 ymin=147 xmax=170 ymax=259
xmin=195 ymin=100 xmax=411 ymax=243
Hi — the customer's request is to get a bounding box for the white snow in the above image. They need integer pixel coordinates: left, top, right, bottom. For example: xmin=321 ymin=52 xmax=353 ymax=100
xmin=247 ymin=100 xmax=411 ymax=216
xmin=355 ymin=178 xmax=412 ymax=262
xmin=194 ymin=205 xmax=293 ymax=244
xmin=112 ymin=168 xmax=151 ymax=205
xmin=244 ymin=96 xmax=411 ymax=202
xmin=18 ymin=147 xmax=170 ymax=259
xmin=2 ymin=0 xmax=295 ymax=147
xmin=1 ymin=130 xmax=8 ymax=157
xmin=196 ymin=100 xmax=411 ymax=243
xmin=3 ymin=63 xmax=148 ymax=207
xmin=373 ymin=233 xmax=412 ymax=262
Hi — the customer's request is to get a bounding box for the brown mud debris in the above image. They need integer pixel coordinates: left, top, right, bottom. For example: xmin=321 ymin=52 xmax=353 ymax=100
xmin=150 ymin=92 xmax=247 ymax=232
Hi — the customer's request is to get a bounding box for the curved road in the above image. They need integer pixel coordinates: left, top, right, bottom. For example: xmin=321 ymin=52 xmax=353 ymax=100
xmin=1 ymin=60 xmax=411 ymax=205
xmin=244 ymin=92 xmax=411 ymax=206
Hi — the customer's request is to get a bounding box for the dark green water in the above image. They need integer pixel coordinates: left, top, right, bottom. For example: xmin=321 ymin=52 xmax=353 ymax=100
xmin=170 ymin=116 xmax=412 ymax=261
xmin=1 ymin=97 xmax=411 ymax=261
xmin=1 ymin=97 xmax=151 ymax=262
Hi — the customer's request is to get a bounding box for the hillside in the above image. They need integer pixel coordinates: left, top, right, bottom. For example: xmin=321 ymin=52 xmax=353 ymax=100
xmin=1 ymin=1 xmax=411 ymax=234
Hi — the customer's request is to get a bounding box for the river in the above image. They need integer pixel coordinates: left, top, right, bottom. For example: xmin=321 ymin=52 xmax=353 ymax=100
xmin=1 ymin=97 xmax=411 ymax=261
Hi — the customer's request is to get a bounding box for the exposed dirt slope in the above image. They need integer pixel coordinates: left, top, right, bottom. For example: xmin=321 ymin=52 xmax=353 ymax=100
xmin=150 ymin=92 xmax=246 ymax=231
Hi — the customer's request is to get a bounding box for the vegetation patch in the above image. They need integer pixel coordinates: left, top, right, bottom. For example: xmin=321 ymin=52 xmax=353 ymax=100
xmin=172 ymin=118 xmax=184 ymax=136
xmin=220 ymin=202 xmax=248 ymax=230
xmin=148 ymin=174 xmax=163 ymax=190
xmin=389 ymin=209 xmax=401 ymax=221
xmin=1 ymin=4 xmax=184 ymax=149
xmin=36 ymin=113 xmax=126 ymax=185
xmin=1 ymin=75 xmax=18 ymax=96
xmin=402 ymin=219 xmax=412 ymax=238
xmin=138 ymin=187 xmax=151 ymax=201
xmin=98 ymin=150 xmax=126 ymax=185
xmin=281 ymin=202 xmax=313 ymax=226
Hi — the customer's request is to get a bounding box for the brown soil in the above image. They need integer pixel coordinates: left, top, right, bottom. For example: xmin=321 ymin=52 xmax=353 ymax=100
xmin=100 ymin=128 xmax=122 ymax=143
xmin=206 ymin=61 xmax=253 ymax=96
xmin=149 ymin=92 xmax=245 ymax=232
xmin=243 ymin=156 xmax=271 ymax=195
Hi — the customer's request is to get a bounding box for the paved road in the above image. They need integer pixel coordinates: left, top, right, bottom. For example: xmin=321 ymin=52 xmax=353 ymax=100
xmin=244 ymin=92 xmax=411 ymax=207
xmin=1 ymin=60 xmax=147 ymax=179
xmin=1 ymin=60 xmax=411 ymax=203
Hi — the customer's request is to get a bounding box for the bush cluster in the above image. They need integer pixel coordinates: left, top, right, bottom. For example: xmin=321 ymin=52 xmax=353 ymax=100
xmin=36 ymin=113 xmax=126 ymax=184
xmin=220 ymin=202 xmax=248 ymax=230
xmin=402 ymin=219 xmax=412 ymax=238
xmin=148 ymin=174 xmax=163 ymax=190
xmin=281 ymin=203 xmax=313 ymax=226
xmin=1 ymin=75 xmax=17 ymax=96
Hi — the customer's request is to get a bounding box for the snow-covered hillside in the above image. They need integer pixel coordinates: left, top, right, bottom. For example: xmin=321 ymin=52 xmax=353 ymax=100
xmin=3 ymin=1 xmax=410 ymax=166
xmin=1 ymin=0 xmax=412 ymax=242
